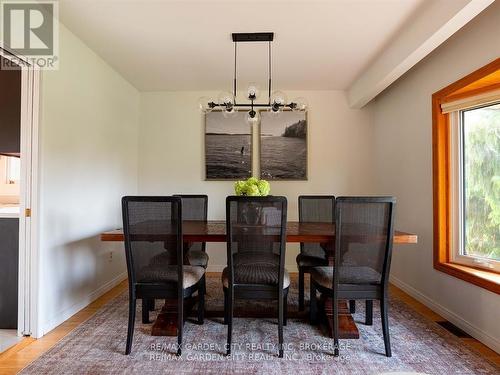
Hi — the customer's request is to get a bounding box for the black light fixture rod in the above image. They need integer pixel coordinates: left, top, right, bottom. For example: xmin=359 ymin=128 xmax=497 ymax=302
xmin=208 ymin=102 xmax=292 ymax=108
xmin=268 ymin=40 xmax=272 ymax=105
xmin=233 ymin=41 xmax=237 ymax=98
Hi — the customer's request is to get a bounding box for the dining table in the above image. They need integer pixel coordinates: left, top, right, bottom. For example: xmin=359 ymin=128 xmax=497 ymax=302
xmin=100 ymin=220 xmax=417 ymax=339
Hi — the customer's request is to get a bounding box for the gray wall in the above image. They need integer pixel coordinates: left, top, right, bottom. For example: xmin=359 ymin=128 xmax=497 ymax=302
xmin=371 ymin=1 xmax=500 ymax=352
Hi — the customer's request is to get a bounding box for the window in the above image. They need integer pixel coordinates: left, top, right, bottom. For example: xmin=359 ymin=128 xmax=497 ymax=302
xmin=6 ymin=156 xmax=20 ymax=184
xmin=433 ymin=58 xmax=500 ymax=294
xmin=450 ymin=104 xmax=500 ymax=272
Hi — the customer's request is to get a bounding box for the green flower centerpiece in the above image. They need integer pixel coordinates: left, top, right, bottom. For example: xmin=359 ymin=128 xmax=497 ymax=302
xmin=234 ymin=177 xmax=270 ymax=224
xmin=234 ymin=177 xmax=270 ymax=196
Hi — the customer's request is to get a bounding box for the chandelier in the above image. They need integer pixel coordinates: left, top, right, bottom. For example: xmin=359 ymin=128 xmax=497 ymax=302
xmin=198 ymin=32 xmax=308 ymax=125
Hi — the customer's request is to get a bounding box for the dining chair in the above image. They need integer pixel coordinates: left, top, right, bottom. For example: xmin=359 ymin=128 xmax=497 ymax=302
xmin=296 ymin=195 xmax=335 ymax=311
xmin=144 ymin=194 xmax=209 ymax=312
xmin=173 ymin=195 xmax=209 ymax=268
xmin=223 ymin=196 xmax=289 ymax=358
xmin=122 ymin=196 xmax=206 ymax=356
xmin=309 ymin=196 xmax=396 ymax=357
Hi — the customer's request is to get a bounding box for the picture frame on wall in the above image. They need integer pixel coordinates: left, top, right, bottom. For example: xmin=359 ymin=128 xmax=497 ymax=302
xmin=260 ymin=110 xmax=307 ymax=180
xmin=205 ymin=110 xmax=252 ymax=180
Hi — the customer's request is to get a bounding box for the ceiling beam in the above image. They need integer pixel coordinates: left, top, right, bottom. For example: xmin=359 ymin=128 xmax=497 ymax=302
xmin=347 ymin=0 xmax=495 ymax=109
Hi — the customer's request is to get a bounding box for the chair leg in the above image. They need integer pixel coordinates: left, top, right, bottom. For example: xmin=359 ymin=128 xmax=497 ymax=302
xmin=177 ymin=294 xmax=183 ymax=356
xmin=349 ymin=300 xmax=356 ymax=314
xmin=223 ymin=288 xmax=228 ymax=325
xmin=309 ymin=281 xmax=317 ymax=324
xmin=381 ymin=297 xmax=392 ymax=357
xmin=226 ymin=287 xmax=233 ymax=356
xmin=298 ymin=268 xmax=305 ymax=311
xmin=283 ymin=290 xmax=288 ymax=326
xmin=148 ymin=299 xmax=155 ymax=311
xmin=198 ymin=276 xmax=205 ymax=324
xmin=365 ymin=300 xmax=373 ymax=325
xmin=278 ymin=289 xmax=284 ymax=358
xmin=125 ymin=296 xmax=136 ymax=355
xmin=141 ymin=299 xmax=149 ymax=324
xmin=333 ymin=298 xmax=339 ymax=357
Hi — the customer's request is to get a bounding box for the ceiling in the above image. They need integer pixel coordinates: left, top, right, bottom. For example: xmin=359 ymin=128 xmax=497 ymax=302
xmin=58 ymin=0 xmax=427 ymax=92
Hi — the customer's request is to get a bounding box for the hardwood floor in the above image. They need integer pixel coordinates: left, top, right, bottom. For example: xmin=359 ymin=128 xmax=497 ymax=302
xmin=0 ymin=280 xmax=128 ymax=375
xmin=0 ymin=274 xmax=498 ymax=374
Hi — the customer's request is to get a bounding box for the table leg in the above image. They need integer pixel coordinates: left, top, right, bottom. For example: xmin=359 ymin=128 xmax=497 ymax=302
xmin=316 ymin=241 xmax=360 ymax=339
xmin=320 ymin=295 xmax=360 ymax=339
xmin=151 ymin=296 xmax=197 ymax=336
xmin=151 ymin=297 xmax=358 ymax=339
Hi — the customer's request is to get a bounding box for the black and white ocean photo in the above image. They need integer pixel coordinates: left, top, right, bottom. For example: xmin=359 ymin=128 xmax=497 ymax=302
xmin=260 ymin=111 xmax=307 ymax=180
xmin=205 ymin=111 xmax=252 ymax=180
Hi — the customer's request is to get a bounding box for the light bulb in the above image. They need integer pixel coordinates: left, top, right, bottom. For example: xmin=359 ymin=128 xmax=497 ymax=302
xmin=246 ymin=109 xmax=260 ymax=125
xmin=217 ymin=91 xmax=235 ymax=107
xmin=197 ymin=96 xmax=215 ymax=113
xmin=291 ymin=97 xmax=308 ymax=112
xmin=247 ymin=83 xmax=260 ymax=100
xmin=268 ymin=105 xmax=282 ymax=117
xmin=270 ymin=90 xmax=288 ymax=108
xmin=222 ymin=106 xmax=238 ymax=118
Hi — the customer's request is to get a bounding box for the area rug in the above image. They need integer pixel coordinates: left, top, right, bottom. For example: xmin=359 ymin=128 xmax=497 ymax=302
xmin=21 ymin=275 xmax=499 ymax=374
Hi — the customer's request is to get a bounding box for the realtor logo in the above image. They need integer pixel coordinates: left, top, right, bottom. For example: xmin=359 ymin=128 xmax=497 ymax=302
xmin=1 ymin=0 xmax=59 ymax=69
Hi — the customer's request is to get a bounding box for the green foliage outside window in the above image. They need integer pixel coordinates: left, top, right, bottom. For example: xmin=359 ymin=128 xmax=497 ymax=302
xmin=462 ymin=104 xmax=500 ymax=261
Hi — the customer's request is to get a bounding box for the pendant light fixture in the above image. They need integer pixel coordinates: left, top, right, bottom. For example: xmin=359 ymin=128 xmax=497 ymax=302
xmin=198 ymin=32 xmax=308 ymax=125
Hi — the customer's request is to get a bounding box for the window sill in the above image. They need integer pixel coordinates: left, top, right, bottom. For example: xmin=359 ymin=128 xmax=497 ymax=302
xmin=435 ymin=262 xmax=500 ymax=294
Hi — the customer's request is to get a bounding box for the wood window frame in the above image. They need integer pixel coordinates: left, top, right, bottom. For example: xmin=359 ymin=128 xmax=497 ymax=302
xmin=432 ymin=58 xmax=500 ymax=294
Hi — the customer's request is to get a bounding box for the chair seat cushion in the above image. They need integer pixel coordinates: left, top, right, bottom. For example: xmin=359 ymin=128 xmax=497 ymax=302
xmin=310 ymin=266 xmax=381 ymax=289
xmin=137 ymin=265 xmax=205 ymax=289
xmin=188 ymin=250 xmax=209 ymax=268
xmin=233 ymin=252 xmax=280 ymax=266
xmin=300 ymin=246 xmax=327 ymax=259
xmin=222 ymin=265 xmax=290 ymax=289
xmin=149 ymin=251 xmax=175 ymax=265
xmin=148 ymin=249 xmax=209 ymax=268
xmin=296 ymin=253 xmax=329 ymax=268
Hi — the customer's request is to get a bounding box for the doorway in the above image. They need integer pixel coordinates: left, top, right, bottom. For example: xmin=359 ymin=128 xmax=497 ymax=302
xmin=0 ymin=46 xmax=40 ymax=349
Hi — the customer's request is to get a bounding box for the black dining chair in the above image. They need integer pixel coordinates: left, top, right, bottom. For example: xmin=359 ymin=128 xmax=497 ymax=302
xmin=122 ymin=196 xmax=206 ymax=356
xmin=173 ymin=195 xmax=209 ymax=268
xmin=296 ymin=195 xmax=335 ymax=311
xmin=309 ymin=196 xmax=396 ymax=357
xmin=145 ymin=195 xmax=209 ymax=312
xmin=223 ymin=196 xmax=288 ymax=358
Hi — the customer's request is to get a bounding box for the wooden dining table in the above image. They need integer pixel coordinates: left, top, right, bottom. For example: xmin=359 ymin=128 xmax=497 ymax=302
xmin=101 ymin=220 xmax=417 ymax=339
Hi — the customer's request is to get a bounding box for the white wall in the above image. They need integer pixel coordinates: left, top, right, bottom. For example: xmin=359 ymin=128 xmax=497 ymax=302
xmin=36 ymin=24 xmax=139 ymax=336
xmin=138 ymin=90 xmax=375 ymax=271
xmin=371 ymin=1 xmax=500 ymax=352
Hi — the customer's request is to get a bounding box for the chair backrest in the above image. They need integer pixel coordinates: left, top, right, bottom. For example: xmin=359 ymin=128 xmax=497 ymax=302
xmin=333 ymin=197 xmax=396 ymax=288
xmin=298 ymin=195 xmax=335 ymax=257
xmin=122 ymin=196 xmax=182 ymax=286
xmin=226 ymin=196 xmax=287 ymax=286
xmin=174 ymin=195 xmax=208 ymax=252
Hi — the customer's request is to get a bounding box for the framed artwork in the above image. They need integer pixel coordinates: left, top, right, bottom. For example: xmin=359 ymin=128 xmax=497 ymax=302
xmin=260 ymin=111 xmax=307 ymax=180
xmin=205 ymin=111 xmax=252 ymax=180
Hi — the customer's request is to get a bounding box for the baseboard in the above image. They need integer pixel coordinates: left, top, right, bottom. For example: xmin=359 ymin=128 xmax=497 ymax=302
xmin=206 ymin=265 xmax=225 ymax=273
xmin=38 ymin=271 xmax=127 ymax=337
xmin=390 ymin=275 xmax=500 ymax=354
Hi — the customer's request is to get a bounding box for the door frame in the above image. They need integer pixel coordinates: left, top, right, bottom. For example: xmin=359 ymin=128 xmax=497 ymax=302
xmin=0 ymin=45 xmax=40 ymax=337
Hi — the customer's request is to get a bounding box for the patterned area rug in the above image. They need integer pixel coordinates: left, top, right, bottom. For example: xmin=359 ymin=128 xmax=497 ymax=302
xmin=21 ymin=275 xmax=499 ymax=374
